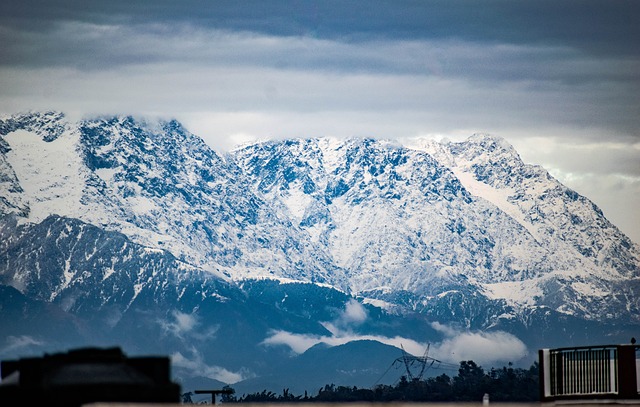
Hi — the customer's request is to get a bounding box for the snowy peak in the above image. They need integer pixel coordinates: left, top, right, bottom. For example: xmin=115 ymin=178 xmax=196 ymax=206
xmin=0 ymin=111 xmax=68 ymax=142
xmin=0 ymin=113 xmax=348 ymax=286
xmin=234 ymin=137 xmax=472 ymax=210
xmin=232 ymin=134 xmax=639 ymax=323
xmin=424 ymin=134 xmax=638 ymax=279
xmin=1 ymin=113 xmax=638 ymax=328
xmin=433 ymin=133 xmax=532 ymax=190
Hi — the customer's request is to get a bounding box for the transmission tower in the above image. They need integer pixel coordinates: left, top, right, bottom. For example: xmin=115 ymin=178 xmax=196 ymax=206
xmin=392 ymin=344 xmax=439 ymax=381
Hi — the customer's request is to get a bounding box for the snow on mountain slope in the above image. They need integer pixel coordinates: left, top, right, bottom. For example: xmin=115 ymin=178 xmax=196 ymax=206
xmin=412 ymin=135 xmax=640 ymax=320
xmin=0 ymin=214 xmax=228 ymax=317
xmin=231 ymin=136 xmax=640 ymax=323
xmin=412 ymin=134 xmax=638 ymax=276
xmin=1 ymin=112 xmax=638 ymax=328
xmin=0 ymin=112 xmax=346 ymax=287
xmin=3 ymin=127 xmax=86 ymax=223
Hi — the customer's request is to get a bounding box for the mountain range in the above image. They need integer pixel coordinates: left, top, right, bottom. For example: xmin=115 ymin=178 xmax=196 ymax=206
xmin=1 ymin=111 xmax=638 ymax=395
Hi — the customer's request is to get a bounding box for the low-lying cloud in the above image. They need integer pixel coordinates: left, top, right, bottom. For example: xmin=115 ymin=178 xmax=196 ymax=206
xmin=262 ymin=301 xmax=529 ymax=367
xmin=262 ymin=329 xmax=430 ymax=357
xmin=322 ymin=298 xmax=368 ymax=334
xmin=262 ymin=299 xmax=429 ymax=356
xmin=157 ymin=310 xmax=219 ymax=341
xmin=430 ymin=322 xmax=528 ymax=365
xmin=171 ymin=347 xmax=246 ymax=384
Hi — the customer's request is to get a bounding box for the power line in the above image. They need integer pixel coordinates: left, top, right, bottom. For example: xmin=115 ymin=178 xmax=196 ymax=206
xmin=373 ymin=344 xmax=459 ymax=387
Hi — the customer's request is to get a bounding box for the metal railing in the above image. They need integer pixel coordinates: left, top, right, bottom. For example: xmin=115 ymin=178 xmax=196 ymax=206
xmin=540 ymin=344 xmax=638 ymax=401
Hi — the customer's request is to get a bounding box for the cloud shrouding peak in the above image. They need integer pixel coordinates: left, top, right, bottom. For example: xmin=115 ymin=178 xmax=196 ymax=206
xmin=1 ymin=1 xmax=638 ymax=243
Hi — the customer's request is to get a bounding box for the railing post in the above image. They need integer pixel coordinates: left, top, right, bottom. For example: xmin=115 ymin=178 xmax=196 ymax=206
xmin=539 ymin=349 xmax=548 ymax=401
xmin=618 ymin=345 xmax=638 ymax=399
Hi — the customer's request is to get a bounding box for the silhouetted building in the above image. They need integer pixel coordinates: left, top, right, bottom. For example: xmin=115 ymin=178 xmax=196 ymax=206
xmin=0 ymin=347 xmax=180 ymax=406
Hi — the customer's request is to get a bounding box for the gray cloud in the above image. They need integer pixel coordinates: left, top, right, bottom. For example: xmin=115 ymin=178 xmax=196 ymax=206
xmin=2 ymin=30 xmax=636 ymax=133
xmin=1 ymin=1 xmax=637 ymax=242
xmin=3 ymin=21 xmax=638 ymax=88
xmin=2 ymin=1 xmax=638 ymax=57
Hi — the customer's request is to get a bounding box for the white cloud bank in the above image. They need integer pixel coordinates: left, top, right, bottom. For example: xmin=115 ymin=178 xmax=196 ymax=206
xmin=262 ymin=300 xmax=529 ymax=367
xmin=429 ymin=322 xmax=528 ymax=366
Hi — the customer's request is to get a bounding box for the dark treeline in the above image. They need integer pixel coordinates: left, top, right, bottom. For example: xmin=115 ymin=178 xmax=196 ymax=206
xmin=185 ymin=360 xmax=539 ymax=403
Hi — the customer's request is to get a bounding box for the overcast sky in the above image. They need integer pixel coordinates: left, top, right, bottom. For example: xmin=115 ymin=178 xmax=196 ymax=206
xmin=1 ymin=0 xmax=638 ymax=243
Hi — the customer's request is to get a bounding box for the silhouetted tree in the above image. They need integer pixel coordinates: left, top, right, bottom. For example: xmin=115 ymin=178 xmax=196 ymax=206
xmin=181 ymin=391 xmax=193 ymax=404
xmin=426 ymin=373 xmax=454 ymax=400
xmin=224 ymin=360 xmax=539 ymax=403
xmin=453 ymin=360 xmax=490 ymax=401
xmin=220 ymin=385 xmax=236 ymax=403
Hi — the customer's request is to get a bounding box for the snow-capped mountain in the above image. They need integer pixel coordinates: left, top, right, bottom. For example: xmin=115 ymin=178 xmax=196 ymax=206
xmin=1 ymin=111 xmax=639 ymax=392
xmin=231 ymin=136 xmax=639 ymax=324
xmin=0 ymin=111 xmax=345 ymax=285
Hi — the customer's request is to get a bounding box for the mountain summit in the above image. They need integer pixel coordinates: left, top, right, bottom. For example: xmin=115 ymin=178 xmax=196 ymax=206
xmin=231 ymin=135 xmax=639 ymax=323
xmin=1 ymin=112 xmax=638 ymax=392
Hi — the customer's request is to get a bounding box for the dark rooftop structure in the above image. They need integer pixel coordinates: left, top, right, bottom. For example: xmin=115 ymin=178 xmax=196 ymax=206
xmin=0 ymin=347 xmax=180 ymax=406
